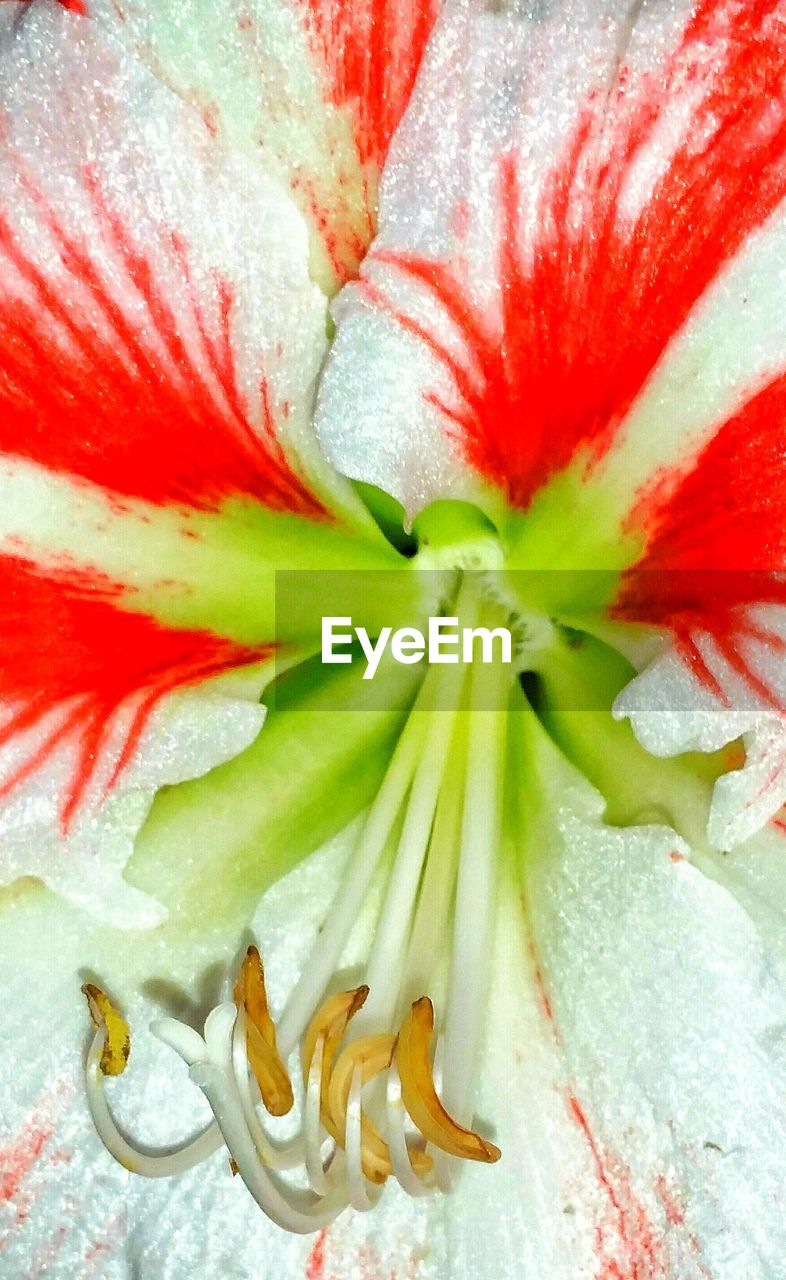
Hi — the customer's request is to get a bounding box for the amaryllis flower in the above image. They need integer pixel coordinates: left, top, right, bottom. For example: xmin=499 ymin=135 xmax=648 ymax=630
xmin=3 ymin=0 xmax=786 ymax=1277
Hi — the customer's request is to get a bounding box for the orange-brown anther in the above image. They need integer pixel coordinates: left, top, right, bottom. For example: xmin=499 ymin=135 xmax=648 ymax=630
xmin=234 ymin=946 xmax=293 ymax=1116
xmin=82 ymin=983 xmax=131 ymax=1078
xmin=301 ymin=985 xmax=369 ymax=1094
xmin=397 ymin=997 xmax=501 ymax=1164
xmin=301 ymin=986 xmax=375 ymax=1168
xmin=327 ymin=1032 xmax=405 ymax=1184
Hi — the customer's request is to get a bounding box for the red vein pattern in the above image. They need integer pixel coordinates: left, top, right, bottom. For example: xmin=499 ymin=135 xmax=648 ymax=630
xmin=567 ymin=1094 xmax=672 ymax=1280
xmin=0 ymin=155 xmax=304 ymax=824
xmin=0 ymin=163 xmax=325 ymax=515
xmin=615 ymin=375 xmax=786 ymax=704
xmin=302 ymin=0 xmax=440 ymax=172
xmin=0 ymin=556 xmax=265 ymax=830
xmin=299 ymin=0 xmax=441 ymax=282
xmin=367 ymin=0 xmax=786 ymax=510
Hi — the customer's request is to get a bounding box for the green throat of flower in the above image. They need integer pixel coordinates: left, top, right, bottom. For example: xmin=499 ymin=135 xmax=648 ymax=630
xmin=80 ymin=518 xmax=723 ymax=1234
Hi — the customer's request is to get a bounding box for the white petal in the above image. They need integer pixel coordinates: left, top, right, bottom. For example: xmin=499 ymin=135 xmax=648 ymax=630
xmin=522 ymin=749 xmax=786 ymax=1280
xmin=85 ymin=0 xmax=442 ymax=293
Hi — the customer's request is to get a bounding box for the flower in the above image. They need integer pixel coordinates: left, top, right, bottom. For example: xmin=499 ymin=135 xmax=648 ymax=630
xmin=3 ymin=0 xmax=786 ymax=1277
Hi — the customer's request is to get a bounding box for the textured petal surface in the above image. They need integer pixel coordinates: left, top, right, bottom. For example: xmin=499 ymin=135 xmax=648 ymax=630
xmin=517 ymin=712 xmax=786 ymax=1280
xmin=84 ymin=0 xmax=442 ymax=292
xmin=615 ymin=613 xmax=786 ymax=848
xmin=0 ymin=674 xmax=267 ymax=927
xmin=316 ymin=0 xmax=786 ymax=564
xmin=5 ymin=708 xmax=786 ymax=1277
xmin=0 ymin=2 xmax=374 ymax=909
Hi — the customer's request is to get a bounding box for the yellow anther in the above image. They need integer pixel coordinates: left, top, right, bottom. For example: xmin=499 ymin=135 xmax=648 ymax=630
xmin=301 ymin=986 xmax=370 ymax=1167
xmin=396 ymin=997 xmax=501 ymax=1165
xmin=234 ymin=946 xmax=293 ymax=1117
xmin=82 ymin=983 xmax=130 ymax=1078
xmin=301 ymin=985 xmax=369 ymax=1093
xmin=328 ymin=1033 xmax=432 ymax=1184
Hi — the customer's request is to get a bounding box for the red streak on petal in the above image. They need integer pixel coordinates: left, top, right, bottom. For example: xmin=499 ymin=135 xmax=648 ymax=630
xmin=525 ymin=920 xmax=555 ymax=1027
xmin=0 ymin=1 xmax=86 ymax=10
xmin=0 ymin=556 xmax=266 ymax=830
xmin=0 ymin=1121 xmax=55 ymax=1207
xmin=306 ymin=1227 xmax=330 ymax=1280
xmin=83 ymin=1212 xmax=128 ymax=1276
xmin=298 ymin=0 xmax=440 ymax=280
xmin=616 ymin=373 xmax=786 ymax=702
xmin=624 ymin=372 xmax=786 ymax=574
xmin=302 ymin=0 xmax=440 ymax=172
xmin=0 ymin=1083 xmax=75 ymax=1250
xmin=654 ymin=1177 xmax=684 ymax=1230
xmin=567 ymin=1094 xmax=671 ymax=1280
xmin=369 ymin=0 xmax=786 ymax=508
xmin=23 ymin=1226 xmax=69 ymax=1280
xmin=0 ymin=162 xmax=324 ymax=517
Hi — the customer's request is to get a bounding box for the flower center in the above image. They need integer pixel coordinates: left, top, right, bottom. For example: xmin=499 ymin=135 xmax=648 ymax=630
xmin=83 ymin=575 xmax=511 ymax=1233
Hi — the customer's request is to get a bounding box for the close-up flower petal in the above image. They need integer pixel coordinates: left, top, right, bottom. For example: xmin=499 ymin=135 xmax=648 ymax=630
xmin=81 ymin=0 xmax=442 ymax=292
xmin=5 ymin=0 xmax=786 ymax=1277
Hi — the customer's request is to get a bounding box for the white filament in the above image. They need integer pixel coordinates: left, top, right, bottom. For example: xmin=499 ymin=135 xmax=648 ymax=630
xmin=188 ymin=1004 xmax=348 ymax=1234
xmin=84 ymin=578 xmax=506 ymax=1231
xmin=304 ymin=1038 xmax=333 ymax=1195
xmin=85 ymin=1029 xmax=223 ymax=1177
xmin=345 ymin=1065 xmax=383 ymax=1213
xmin=277 ymin=707 xmax=427 ymax=1056
xmin=386 ymin=1063 xmax=434 ymax=1197
xmin=440 ymin=654 xmax=507 ymax=1156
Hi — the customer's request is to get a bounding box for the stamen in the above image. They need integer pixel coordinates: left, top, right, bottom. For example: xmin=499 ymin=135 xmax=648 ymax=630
xmin=82 ymin=983 xmax=130 ymax=1077
xmin=385 ymin=1062 xmax=434 ymax=1196
xmin=81 ymin=575 xmax=511 ymax=1232
xmin=233 ymin=946 xmax=293 ymax=1116
xmin=396 ymin=997 xmax=500 ymax=1164
xmin=304 ymin=1037 xmax=333 ymax=1194
xmin=301 ymin=985 xmax=369 ymax=1105
xmin=345 ymin=1066 xmax=383 ymax=1213
xmin=230 ymin=1008 xmax=303 ymax=1171
xmin=327 ymin=1032 xmax=397 ymax=1183
xmin=83 ymin=986 xmax=223 ymax=1176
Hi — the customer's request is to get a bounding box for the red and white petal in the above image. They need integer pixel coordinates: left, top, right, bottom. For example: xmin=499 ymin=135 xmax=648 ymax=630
xmin=7 ymin=752 xmax=786 ymax=1276
xmin=82 ymin=0 xmax=442 ymax=293
xmin=0 ymin=676 xmax=267 ymax=927
xmin=610 ymin=359 xmax=786 ymax=833
xmin=0 ymin=1 xmax=333 ymax=517
xmin=615 ymin=612 xmax=786 ymax=849
xmin=520 ymin=733 xmax=786 ymax=1280
xmin=0 ymin=3 xmax=343 ymax=904
xmin=316 ymin=0 xmax=786 ymax=535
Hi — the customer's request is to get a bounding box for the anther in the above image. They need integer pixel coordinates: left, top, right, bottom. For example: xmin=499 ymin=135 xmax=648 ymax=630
xmin=82 ymin=983 xmax=130 ymax=1077
xmin=301 ymin=984 xmax=369 ymax=1121
xmin=233 ymin=946 xmax=293 ymax=1116
xmin=396 ymin=997 xmax=500 ymax=1164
